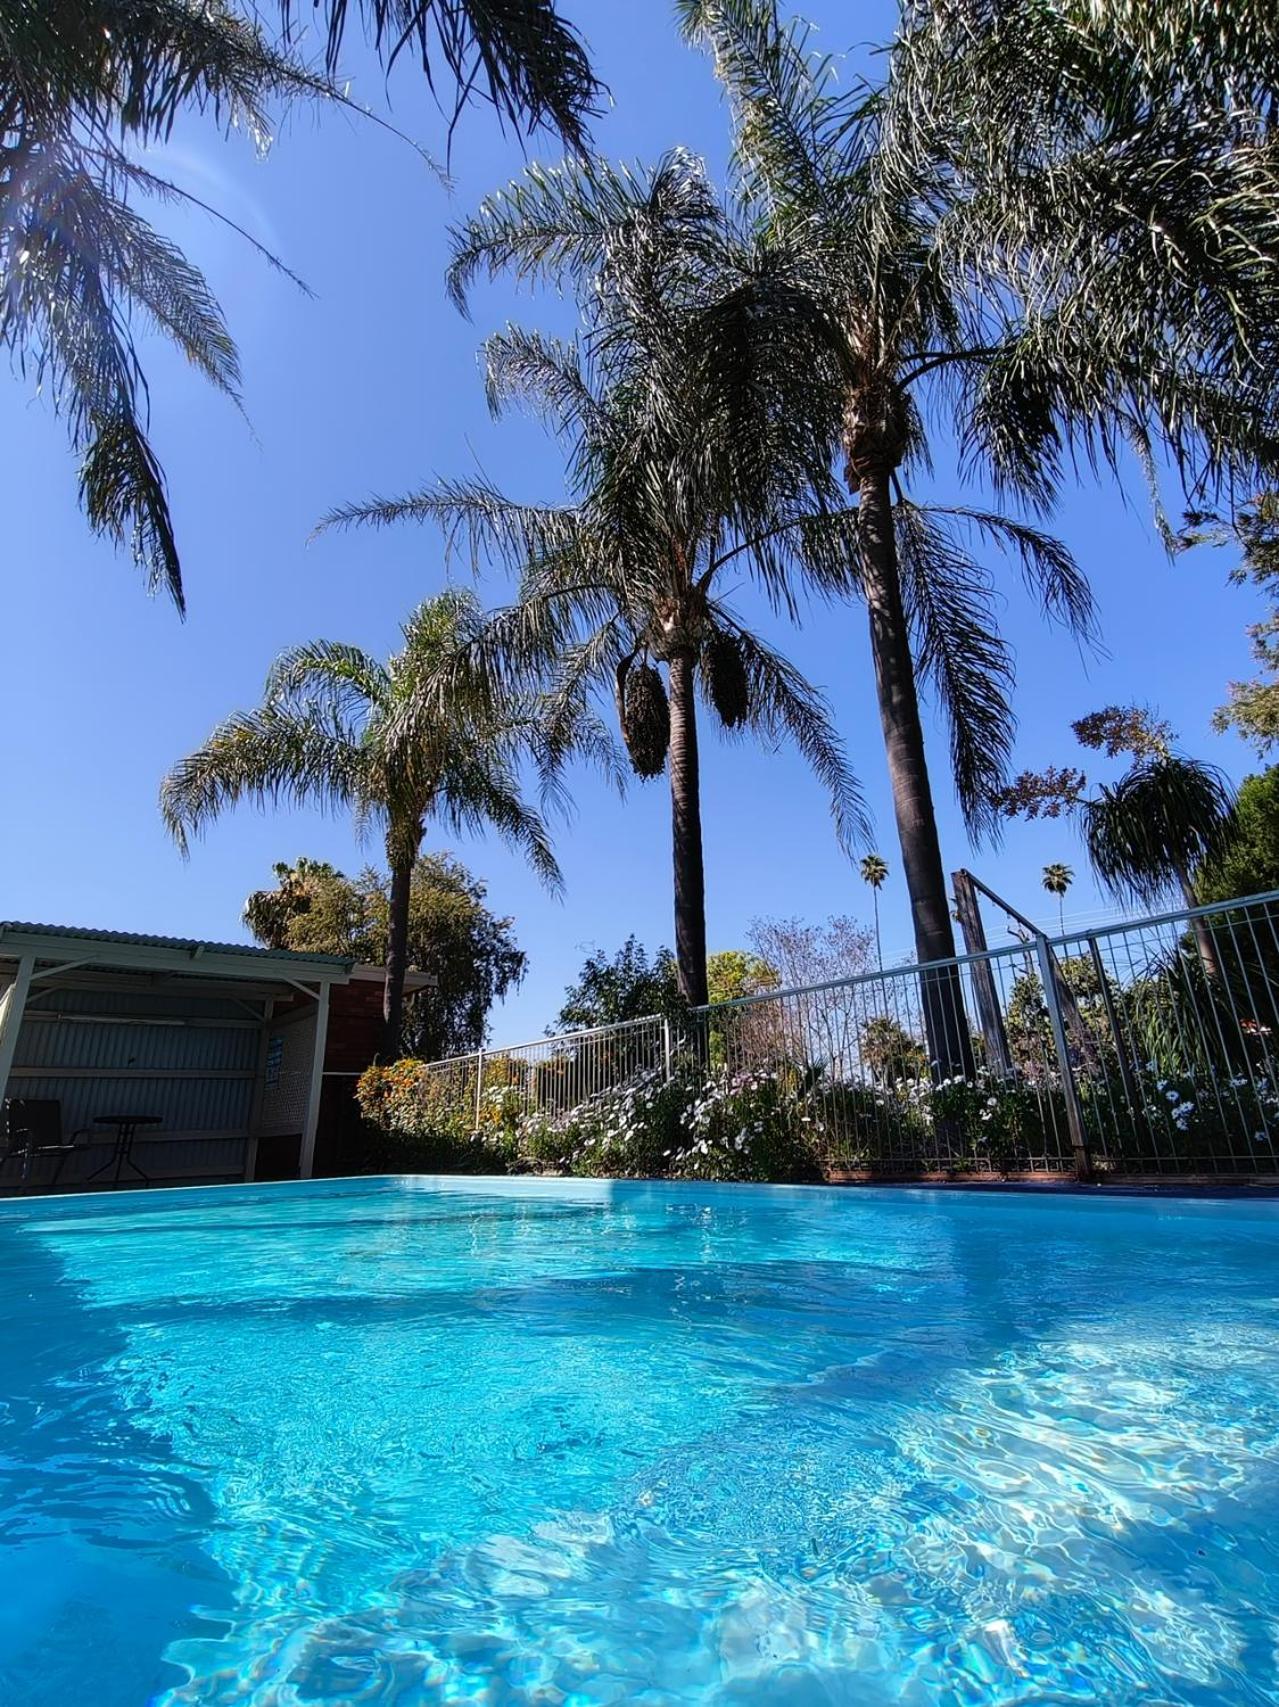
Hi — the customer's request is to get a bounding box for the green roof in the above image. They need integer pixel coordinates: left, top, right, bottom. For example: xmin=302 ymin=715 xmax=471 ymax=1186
xmin=0 ymin=921 xmax=353 ymax=968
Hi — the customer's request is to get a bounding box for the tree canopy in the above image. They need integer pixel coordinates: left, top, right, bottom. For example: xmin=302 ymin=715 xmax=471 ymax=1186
xmin=1197 ymin=768 xmax=1279 ymax=906
xmin=245 ymin=853 xmax=526 ymax=1058
xmin=555 ymin=938 xmax=683 ymax=1031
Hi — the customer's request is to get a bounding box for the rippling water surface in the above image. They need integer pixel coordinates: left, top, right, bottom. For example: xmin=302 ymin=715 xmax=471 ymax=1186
xmin=0 ymin=1177 xmax=1277 ymax=1705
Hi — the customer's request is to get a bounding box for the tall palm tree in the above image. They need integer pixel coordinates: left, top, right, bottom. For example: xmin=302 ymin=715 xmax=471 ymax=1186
xmin=325 ymin=169 xmax=869 ymax=1006
xmin=443 ymin=158 xmax=1088 ymax=1072
xmin=860 ymin=853 xmax=888 ymax=971
xmin=1041 ymin=863 xmax=1073 ymax=935
xmin=161 ymin=590 xmax=563 ymax=1053
xmin=668 ymin=0 xmax=1279 ymax=1035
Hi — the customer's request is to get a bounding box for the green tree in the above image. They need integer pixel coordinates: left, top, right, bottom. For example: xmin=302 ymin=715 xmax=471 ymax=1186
xmin=707 ymin=950 xmax=779 ymax=1005
xmin=244 ymin=857 xmax=366 ymax=951
xmin=1197 ymin=768 xmax=1279 ymax=906
xmin=1181 ymin=496 xmax=1279 ymax=755
xmin=245 ymin=853 xmax=526 ymax=1058
xmin=671 ymin=0 xmax=1279 ymax=1056
xmin=162 ymin=589 xmax=563 ymax=1055
xmin=995 ymin=707 xmax=1236 ymax=975
xmin=326 ymin=158 xmax=868 ymax=1006
xmin=556 ymin=938 xmax=682 ymax=1031
xmin=1041 ymin=863 xmax=1073 ymax=934
xmin=859 ymin=854 xmax=889 ymax=971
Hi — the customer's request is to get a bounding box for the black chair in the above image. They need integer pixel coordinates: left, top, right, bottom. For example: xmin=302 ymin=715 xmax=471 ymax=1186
xmin=2 ymin=1099 xmax=80 ymax=1191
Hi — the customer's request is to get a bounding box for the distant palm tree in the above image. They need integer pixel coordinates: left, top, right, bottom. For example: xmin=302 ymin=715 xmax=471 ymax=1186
xmin=161 ymin=590 xmax=564 ymax=1054
xmin=1041 ymin=863 xmax=1073 ymax=935
xmin=860 ymin=853 xmax=889 ymax=971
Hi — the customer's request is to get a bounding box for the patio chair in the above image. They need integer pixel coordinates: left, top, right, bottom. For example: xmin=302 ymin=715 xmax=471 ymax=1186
xmin=2 ymin=1099 xmax=81 ymax=1192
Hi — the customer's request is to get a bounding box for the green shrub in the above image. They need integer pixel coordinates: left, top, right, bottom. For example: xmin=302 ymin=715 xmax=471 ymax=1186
xmin=673 ymin=1069 xmax=821 ymax=1181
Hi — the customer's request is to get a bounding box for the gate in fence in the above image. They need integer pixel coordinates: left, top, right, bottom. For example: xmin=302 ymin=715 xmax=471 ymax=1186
xmin=406 ymin=889 xmax=1279 ymax=1181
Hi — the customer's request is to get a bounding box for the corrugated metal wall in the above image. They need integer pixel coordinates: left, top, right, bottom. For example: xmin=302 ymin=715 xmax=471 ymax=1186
xmin=4 ymin=983 xmax=265 ymax=1184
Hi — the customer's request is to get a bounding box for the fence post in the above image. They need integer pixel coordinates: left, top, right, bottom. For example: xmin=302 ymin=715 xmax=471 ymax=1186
xmin=662 ymin=1016 xmax=673 ymax=1083
xmin=473 ymin=1047 xmax=485 ymax=1134
xmin=1036 ymin=935 xmax=1092 ymax=1181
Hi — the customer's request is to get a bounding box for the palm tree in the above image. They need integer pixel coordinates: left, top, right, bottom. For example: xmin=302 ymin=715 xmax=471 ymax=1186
xmin=860 ymin=853 xmax=888 ymax=971
xmin=324 ymin=174 xmax=869 ymax=1006
xmin=442 ymin=157 xmax=1087 ymax=1073
xmin=1041 ymin=863 xmax=1073 ymax=935
xmin=998 ymin=710 xmax=1236 ymax=980
xmin=2 ymin=2 xmax=598 ymax=610
xmin=0 ymin=1 xmax=330 ymax=607
xmin=161 ymin=590 xmax=563 ymax=1054
xmin=667 ymin=0 xmax=1279 ymax=1036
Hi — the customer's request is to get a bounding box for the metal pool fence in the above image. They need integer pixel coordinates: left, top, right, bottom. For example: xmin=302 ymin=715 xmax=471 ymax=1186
xmin=407 ymin=890 xmax=1279 ymax=1180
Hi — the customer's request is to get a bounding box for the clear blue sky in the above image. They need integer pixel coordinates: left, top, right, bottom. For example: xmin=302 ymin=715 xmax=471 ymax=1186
xmin=0 ymin=4 xmax=1266 ymax=1044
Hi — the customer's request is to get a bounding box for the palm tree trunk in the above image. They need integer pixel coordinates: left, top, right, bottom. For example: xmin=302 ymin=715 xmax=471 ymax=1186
xmin=667 ymin=648 xmax=709 ymax=1007
xmin=1179 ymin=870 xmax=1220 ymax=984
xmin=873 ymin=891 xmax=882 ymax=972
xmin=382 ymin=849 xmax=416 ymax=1058
xmin=857 ymin=467 xmax=973 ymax=1077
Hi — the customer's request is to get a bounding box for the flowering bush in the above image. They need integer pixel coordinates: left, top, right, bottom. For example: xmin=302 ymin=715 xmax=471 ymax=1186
xmin=517 ymin=1071 xmax=688 ymax=1178
xmin=355 ymin=1057 xmax=1084 ymax=1180
xmin=672 ymin=1069 xmax=822 ymax=1181
xmin=1087 ymin=1062 xmax=1279 ymax=1169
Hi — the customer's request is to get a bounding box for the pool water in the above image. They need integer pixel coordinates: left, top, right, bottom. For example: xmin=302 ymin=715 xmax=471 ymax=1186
xmin=1 ymin=1178 xmax=1276 ymax=1705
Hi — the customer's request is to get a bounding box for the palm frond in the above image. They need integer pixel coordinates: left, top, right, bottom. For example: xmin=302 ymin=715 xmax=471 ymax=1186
xmin=923 ymin=505 xmax=1100 ymax=645
xmin=482 ymin=325 xmax=601 ymax=437
xmin=716 ymin=613 xmax=872 ymax=856
xmin=436 ymin=752 xmax=565 ymax=893
xmin=277 ymin=0 xmax=600 ymax=148
xmin=264 ymin=640 xmax=390 ymax=714
xmin=160 ymin=702 xmax=365 ymax=854
xmin=894 ymin=502 xmax=1017 ymax=839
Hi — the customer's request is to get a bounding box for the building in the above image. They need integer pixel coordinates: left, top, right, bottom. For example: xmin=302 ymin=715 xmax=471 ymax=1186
xmin=0 ymin=922 xmax=424 ymax=1192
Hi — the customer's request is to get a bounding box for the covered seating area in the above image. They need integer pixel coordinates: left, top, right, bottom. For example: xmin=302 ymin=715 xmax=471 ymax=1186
xmin=0 ymin=921 xmax=385 ymax=1194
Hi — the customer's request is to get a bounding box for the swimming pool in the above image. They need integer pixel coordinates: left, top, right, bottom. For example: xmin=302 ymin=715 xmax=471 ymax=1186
xmin=0 ymin=1177 xmax=1276 ymax=1704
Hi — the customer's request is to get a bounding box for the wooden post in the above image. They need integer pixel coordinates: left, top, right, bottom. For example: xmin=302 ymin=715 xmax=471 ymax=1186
xmin=951 ymin=871 xmax=1013 ymax=1077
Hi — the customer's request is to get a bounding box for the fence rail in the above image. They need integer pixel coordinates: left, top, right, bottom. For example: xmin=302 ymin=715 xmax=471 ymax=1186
xmin=393 ymin=890 xmax=1279 ymax=1180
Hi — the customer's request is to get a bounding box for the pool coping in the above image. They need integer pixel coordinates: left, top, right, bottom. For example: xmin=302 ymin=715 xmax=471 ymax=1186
xmin=4 ymin=1169 xmax=1279 ymax=1206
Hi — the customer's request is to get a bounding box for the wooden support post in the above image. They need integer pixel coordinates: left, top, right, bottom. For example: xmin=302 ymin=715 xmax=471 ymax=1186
xmin=951 ymin=872 xmax=1013 ymax=1077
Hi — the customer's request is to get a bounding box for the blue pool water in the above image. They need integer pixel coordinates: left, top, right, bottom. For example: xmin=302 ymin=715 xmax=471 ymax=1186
xmin=0 ymin=1178 xmax=1277 ymax=1705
